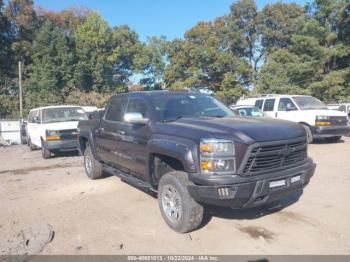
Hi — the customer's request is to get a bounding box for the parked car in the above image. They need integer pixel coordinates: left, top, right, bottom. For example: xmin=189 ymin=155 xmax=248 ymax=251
xmin=230 ymin=105 xmax=265 ymax=117
xmin=78 ymin=91 xmax=316 ymax=233
xmin=237 ymin=94 xmax=350 ymax=143
xmin=27 ymin=105 xmax=88 ymax=159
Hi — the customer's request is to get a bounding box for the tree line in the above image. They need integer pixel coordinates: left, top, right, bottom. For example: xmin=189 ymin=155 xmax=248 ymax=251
xmin=0 ymin=0 xmax=349 ymax=117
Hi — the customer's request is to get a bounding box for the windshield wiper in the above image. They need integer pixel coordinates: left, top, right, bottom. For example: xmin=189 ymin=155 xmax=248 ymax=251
xmin=163 ymin=116 xmax=184 ymax=122
xmin=210 ymin=115 xmax=226 ymax=118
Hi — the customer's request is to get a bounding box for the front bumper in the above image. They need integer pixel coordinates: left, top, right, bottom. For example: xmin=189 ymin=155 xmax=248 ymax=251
xmin=42 ymin=139 xmax=79 ymax=152
xmin=312 ymin=125 xmax=350 ymax=138
xmin=187 ymin=159 xmax=316 ymax=208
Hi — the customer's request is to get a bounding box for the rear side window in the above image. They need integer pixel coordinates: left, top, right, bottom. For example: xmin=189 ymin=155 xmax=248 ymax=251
xmin=255 ymin=100 xmax=263 ymax=110
xmin=263 ymin=99 xmax=275 ymax=111
xmin=105 ymin=97 xmax=127 ymax=122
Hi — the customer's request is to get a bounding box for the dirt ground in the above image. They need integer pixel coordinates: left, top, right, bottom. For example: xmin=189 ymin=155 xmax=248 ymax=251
xmin=0 ymin=138 xmax=350 ymax=255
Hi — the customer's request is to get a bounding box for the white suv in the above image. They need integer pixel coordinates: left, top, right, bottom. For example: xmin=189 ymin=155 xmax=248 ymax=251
xmin=237 ymin=95 xmax=350 ymax=143
xmin=27 ymin=105 xmax=88 ymax=158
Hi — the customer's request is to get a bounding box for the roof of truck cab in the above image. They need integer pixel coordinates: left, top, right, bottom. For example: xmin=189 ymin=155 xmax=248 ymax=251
xmin=110 ymin=90 xmax=207 ymax=99
xmin=29 ymin=105 xmax=83 ymax=112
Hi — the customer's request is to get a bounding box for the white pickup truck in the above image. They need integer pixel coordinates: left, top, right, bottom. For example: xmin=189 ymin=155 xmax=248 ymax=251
xmin=237 ymin=94 xmax=350 ymax=143
xmin=27 ymin=105 xmax=88 ymax=158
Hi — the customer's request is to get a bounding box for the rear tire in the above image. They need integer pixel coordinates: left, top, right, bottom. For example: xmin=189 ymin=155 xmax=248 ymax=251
xmin=301 ymin=124 xmax=313 ymax=143
xmin=84 ymin=144 xmax=103 ymax=180
xmin=158 ymin=171 xmax=203 ymax=233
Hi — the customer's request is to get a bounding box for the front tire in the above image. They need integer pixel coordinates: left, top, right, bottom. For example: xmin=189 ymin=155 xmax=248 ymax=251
xmin=301 ymin=124 xmax=313 ymax=143
xmin=84 ymin=144 xmax=103 ymax=180
xmin=158 ymin=172 xmax=203 ymax=233
xmin=41 ymin=141 xmax=51 ymax=159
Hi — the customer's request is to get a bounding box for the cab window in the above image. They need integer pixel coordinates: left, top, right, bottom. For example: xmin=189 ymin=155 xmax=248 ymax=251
xmin=339 ymin=105 xmax=346 ymax=112
xmin=126 ymin=99 xmax=149 ymax=119
xmin=278 ymin=98 xmax=298 ymax=111
xmin=255 ymin=100 xmax=263 ymax=110
xmin=263 ymin=99 xmax=275 ymax=111
xmin=105 ymin=97 xmax=127 ymax=122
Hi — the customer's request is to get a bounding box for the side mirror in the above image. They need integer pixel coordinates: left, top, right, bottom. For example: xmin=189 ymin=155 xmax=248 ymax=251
xmin=124 ymin=112 xmax=149 ymax=124
xmin=34 ymin=116 xmax=40 ymax=123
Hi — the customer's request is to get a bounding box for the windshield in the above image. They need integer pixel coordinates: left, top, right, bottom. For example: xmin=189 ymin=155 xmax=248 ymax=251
xmin=293 ymin=96 xmax=328 ymax=110
xmin=235 ymin=107 xmax=264 ymax=117
xmin=42 ymin=107 xmax=88 ymax=124
xmin=151 ymin=93 xmax=234 ymax=122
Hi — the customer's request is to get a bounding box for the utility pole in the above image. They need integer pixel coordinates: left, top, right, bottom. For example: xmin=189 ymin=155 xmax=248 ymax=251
xmin=18 ymin=61 xmax=23 ymax=119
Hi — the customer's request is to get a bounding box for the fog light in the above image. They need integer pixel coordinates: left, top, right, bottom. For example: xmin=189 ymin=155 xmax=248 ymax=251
xmin=201 ymin=159 xmax=235 ymax=174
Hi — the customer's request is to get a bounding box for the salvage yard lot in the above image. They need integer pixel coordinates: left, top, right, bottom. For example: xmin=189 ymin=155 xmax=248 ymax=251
xmin=1 ymin=139 xmax=350 ymax=255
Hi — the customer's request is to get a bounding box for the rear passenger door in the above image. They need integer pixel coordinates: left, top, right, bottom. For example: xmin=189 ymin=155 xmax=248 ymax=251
xmin=262 ymin=98 xmax=276 ymax=118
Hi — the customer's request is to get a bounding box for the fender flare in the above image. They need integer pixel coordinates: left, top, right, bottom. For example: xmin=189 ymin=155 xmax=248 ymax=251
xmin=78 ymin=130 xmax=98 ymax=158
xmin=148 ymin=138 xmax=198 ymax=173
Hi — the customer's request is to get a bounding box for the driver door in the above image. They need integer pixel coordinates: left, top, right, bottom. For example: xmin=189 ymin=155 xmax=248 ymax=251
xmin=120 ymin=98 xmax=151 ymax=179
xmin=276 ymin=98 xmax=298 ymax=121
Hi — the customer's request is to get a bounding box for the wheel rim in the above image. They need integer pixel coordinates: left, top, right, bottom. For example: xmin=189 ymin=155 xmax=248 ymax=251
xmin=85 ymin=153 xmax=92 ymax=174
xmin=161 ymin=185 xmax=182 ymax=223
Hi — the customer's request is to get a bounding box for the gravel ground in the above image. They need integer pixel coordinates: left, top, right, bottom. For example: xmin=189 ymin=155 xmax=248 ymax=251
xmin=0 ymin=138 xmax=349 ymax=255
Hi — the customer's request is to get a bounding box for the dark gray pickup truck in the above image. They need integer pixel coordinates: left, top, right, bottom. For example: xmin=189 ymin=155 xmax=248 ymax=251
xmin=78 ymin=91 xmax=316 ymax=233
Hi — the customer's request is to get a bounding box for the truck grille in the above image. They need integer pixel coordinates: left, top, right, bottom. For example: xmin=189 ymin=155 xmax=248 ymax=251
xmin=59 ymin=129 xmax=78 ymax=140
xmin=329 ymin=116 xmax=348 ymax=126
xmin=242 ymin=140 xmax=307 ymax=174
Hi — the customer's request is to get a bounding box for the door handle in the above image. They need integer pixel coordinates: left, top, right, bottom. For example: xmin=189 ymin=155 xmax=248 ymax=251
xmin=98 ymin=127 xmax=105 ymax=132
xmin=118 ymin=130 xmax=125 ymax=135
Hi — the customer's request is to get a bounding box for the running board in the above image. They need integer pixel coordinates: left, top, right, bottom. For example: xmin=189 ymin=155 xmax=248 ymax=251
xmin=103 ymin=164 xmax=157 ymax=196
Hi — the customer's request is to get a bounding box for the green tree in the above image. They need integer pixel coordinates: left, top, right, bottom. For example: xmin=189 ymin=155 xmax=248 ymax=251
xmin=24 ymin=21 xmax=75 ymax=109
xmin=74 ymin=12 xmax=113 ymax=92
xmin=222 ymin=0 xmax=260 ymax=73
xmin=4 ymin=0 xmax=37 ymax=65
xmin=135 ymin=36 xmax=168 ymax=90
xmin=109 ymin=25 xmax=143 ymax=91
xmin=165 ymin=21 xmax=250 ymax=102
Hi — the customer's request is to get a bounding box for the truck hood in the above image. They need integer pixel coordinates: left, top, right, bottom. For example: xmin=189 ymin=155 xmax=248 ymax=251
xmin=300 ymin=109 xmax=346 ymax=117
xmin=41 ymin=121 xmax=79 ymax=131
xmin=167 ymin=117 xmax=305 ymax=144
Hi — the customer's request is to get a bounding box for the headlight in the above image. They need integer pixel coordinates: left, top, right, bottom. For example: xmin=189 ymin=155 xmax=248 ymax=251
xmin=200 ymin=139 xmax=235 ymax=175
xmin=200 ymin=139 xmax=234 ymax=155
xmin=316 ymin=115 xmax=330 ymax=120
xmin=316 ymin=116 xmax=331 ymax=126
xmin=45 ymin=130 xmax=60 ymax=141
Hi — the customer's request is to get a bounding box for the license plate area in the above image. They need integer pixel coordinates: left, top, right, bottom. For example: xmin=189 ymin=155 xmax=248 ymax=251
xmin=269 ymin=179 xmax=286 ymax=189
